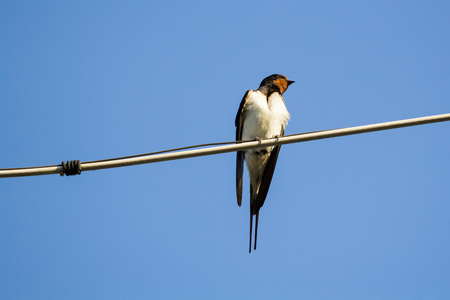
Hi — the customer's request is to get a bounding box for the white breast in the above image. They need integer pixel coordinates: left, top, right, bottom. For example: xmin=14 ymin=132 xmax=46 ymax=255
xmin=242 ymin=90 xmax=290 ymax=141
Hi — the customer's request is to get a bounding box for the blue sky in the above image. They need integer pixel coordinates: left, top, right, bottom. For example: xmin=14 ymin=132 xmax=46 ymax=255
xmin=1 ymin=1 xmax=450 ymax=299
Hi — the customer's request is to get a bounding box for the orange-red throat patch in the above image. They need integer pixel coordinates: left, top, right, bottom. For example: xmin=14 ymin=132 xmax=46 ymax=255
xmin=274 ymin=79 xmax=288 ymax=94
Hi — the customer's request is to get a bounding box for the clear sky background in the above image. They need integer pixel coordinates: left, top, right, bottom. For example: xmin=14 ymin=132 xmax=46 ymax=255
xmin=1 ymin=1 xmax=450 ymax=299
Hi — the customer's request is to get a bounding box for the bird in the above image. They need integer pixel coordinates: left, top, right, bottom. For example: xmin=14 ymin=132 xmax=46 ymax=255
xmin=235 ymin=74 xmax=294 ymax=253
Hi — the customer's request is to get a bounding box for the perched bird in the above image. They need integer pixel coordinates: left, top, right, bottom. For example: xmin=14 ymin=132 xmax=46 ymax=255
xmin=235 ymin=74 xmax=294 ymax=253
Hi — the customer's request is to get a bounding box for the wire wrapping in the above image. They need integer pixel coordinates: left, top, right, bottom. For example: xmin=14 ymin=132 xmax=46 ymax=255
xmin=60 ymin=160 xmax=82 ymax=176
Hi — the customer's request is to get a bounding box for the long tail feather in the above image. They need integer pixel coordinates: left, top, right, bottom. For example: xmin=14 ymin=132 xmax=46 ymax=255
xmin=249 ymin=211 xmax=253 ymax=253
xmin=254 ymin=211 xmax=259 ymax=250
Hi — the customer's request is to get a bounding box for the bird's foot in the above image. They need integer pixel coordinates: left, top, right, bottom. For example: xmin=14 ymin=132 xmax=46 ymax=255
xmin=272 ymin=134 xmax=281 ymax=143
xmin=252 ymin=137 xmax=264 ymax=145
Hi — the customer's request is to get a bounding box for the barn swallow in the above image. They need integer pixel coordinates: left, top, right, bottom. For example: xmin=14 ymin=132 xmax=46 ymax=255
xmin=235 ymin=74 xmax=294 ymax=253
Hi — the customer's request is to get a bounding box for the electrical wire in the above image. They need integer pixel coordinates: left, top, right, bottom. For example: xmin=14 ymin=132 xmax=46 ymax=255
xmin=1 ymin=113 xmax=449 ymax=178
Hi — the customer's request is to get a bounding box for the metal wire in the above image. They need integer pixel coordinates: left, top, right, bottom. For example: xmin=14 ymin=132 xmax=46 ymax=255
xmin=1 ymin=113 xmax=449 ymax=178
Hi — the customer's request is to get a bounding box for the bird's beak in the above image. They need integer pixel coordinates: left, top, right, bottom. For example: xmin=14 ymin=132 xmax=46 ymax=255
xmin=287 ymin=80 xmax=295 ymax=86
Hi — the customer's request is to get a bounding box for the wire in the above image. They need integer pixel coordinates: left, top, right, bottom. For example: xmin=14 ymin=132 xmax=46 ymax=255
xmin=85 ymin=130 xmax=326 ymax=164
xmin=1 ymin=113 xmax=449 ymax=178
xmin=87 ymin=140 xmax=241 ymax=164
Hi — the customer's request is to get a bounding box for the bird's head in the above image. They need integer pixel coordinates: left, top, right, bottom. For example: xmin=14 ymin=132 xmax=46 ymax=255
xmin=259 ymin=74 xmax=295 ymax=95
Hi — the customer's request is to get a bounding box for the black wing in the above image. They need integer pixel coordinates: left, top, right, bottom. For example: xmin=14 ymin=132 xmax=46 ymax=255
xmin=252 ymin=129 xmax=285 ymax=252
xmin=235 ymin=90 xmax=252 ymax=207
xmin=254 ymin=128 xmax=285 ymax=212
